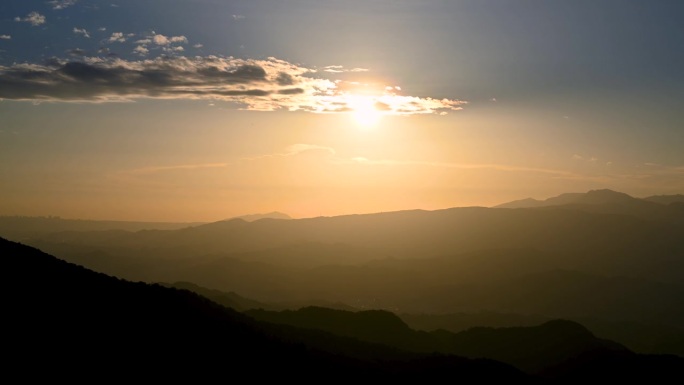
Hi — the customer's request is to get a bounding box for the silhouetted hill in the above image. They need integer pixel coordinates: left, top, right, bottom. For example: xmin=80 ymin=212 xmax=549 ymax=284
xmin=162 ymin=282 xmax=357 ymax=312
xmin=3 ymin=237 xmax=536 ymax=382
xmin=496 ymin=197 xmax=545 ymax=208
xmin=496 ymin=189 xmax=643 ymax=208
xmin=0 ymin=215 xmax=204 ymax=241
xmin=400 ymin=311 xmax=684 ymax=357
xmin=230 ymin=211 xmax=292 ymax=221
xmin=248 ymin=307 xmax=431 ymax=351
xmin=644 ymin=194 xmax=684 ymax=205
xmin=401 ymin=311 xmax=551 ymax=333
xmin=162 ymin=281 xmax=277 ymax=311
xmin=447 ymin=320 xmax=625 ymax=373
xmin=245 ymin=306 xmax=682 ymax=376
xmin=495 ymin=189 xmax=684 ymax=223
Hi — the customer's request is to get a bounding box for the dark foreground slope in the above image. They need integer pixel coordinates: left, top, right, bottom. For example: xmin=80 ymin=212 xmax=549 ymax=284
xmin=1 ymin=237 xmax=531 ymax=382
xmin=4 ymin=238 xmax=681 ymax=382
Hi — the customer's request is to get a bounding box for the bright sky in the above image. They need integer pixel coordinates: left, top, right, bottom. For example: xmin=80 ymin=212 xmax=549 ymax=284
xmin=1 ymin=0 xmax=683 ymax=221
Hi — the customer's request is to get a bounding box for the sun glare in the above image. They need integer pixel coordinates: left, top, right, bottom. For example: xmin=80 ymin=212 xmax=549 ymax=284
xmin=349 ymin=95 xmax=382 ymax=128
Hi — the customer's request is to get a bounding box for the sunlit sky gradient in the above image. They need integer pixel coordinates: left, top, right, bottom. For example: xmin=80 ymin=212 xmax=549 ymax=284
xmin=1 ymin=0 xmax=683 ymax=221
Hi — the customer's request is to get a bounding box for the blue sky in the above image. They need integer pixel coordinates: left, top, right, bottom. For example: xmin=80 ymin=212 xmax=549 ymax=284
xmin=1 ymin=1 xmax=683 ymax=220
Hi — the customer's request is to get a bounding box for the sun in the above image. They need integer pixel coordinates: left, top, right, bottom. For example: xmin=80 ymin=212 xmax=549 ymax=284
xmin=348 ymin=95 xmax=383 ymax=128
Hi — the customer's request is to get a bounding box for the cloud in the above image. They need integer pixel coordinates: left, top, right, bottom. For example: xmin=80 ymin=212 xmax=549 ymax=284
xmin=286 ymin=144 xmax=336 ymax=156
xmin=340 ymin=157 xmax=583 ymax=178
xmin=15 ymin=12 xmax=46 ymax=26
xmin=322 ymin=65 xmax=369 ymax=73
xmin=151 ymin=33 xmax=187 ymax=46
xmin=0 ymin=56 xmax=466 ymax=115
xmin=133 ymin=45 xmax=149 ymax=55
xmin=98 ymin=27 xmax=107 ymax=31
xmin=108 ymin=32 xmax=126 ymax=43
xmin=73 ymin=28 xmax=90 ymax=38
xmin=67 ymin=48 xmax=86 ymax=56
xmin=232 ymin=15 xmax=245 ymax=20
xmin=194 ymin=43 xmax=204 ymax=48
xmin=240 ymin=144 xmax=337 ymax=162
xmin=49 ymin=0 xmax=78 ymax=10
xmin=0 ymin=35 xmax=10 ymax=40
xmin=242 ymin=144 xmax=605 ymax=184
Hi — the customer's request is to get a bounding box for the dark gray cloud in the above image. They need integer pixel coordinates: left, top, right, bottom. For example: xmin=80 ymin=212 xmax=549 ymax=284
xmin=0 ymin=56 xmax=308 ymax=103
xmin=0 ymin=56 xmax=466 ymax=114
xmin=275 ymin=72 xmax=294 ymax=86
xmin=278 ymin=88 xmax=304 ymax=95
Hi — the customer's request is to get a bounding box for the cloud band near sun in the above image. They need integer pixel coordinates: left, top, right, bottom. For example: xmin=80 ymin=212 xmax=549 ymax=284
xmin=0 ymin=56 xmax=465 ymax=115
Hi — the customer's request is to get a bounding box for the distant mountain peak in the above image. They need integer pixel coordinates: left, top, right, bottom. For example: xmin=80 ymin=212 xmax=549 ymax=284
xmin=228 ymin=212 xmax=292 ymax=222
xmin=496 ymin=189 xmax=638 ymax=209
xmin=494 ymin=198 xmax=543 ymax=209
xmin=584 ymin=189 xmax=634 ymax=200
xmin=538 ymin=319 xmax=593 ymax=336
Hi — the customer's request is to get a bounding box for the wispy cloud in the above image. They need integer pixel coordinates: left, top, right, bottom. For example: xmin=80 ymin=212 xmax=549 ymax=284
xmin=0 ymin=56 xmax=466 ymax=115
xmin=322 ymin=65 xmax=369 ymax=73
xmin=242 ymin=144 xmax=336 ymax=161
xmin=48 ymin=0 xmax=78 ymax=10
xmin=73 ymin=28 xmax=90 ymax=38
xmin=341 ymin=157 xmax=585 ymax=179
xmin=0 ymin=35 xmax=10 ymax=40
xmin=122 ymin=162 xmax=230 ymax=176
xmin=15 ymin=12 xmax=46 ymax=26
xmin=232 ymin=15 xmax=245 ymax=20
xmin=246 ymin=144 xmax=590 ymax=180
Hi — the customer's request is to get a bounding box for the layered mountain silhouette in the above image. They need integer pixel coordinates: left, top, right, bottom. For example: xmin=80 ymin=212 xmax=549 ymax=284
xmin=246 ymin=307 xmax=632 ymax=373
xmin=4 ymin=237 xmax=681 ymax=381
xmin=0 ymin=211 xmax=291 ymax=240
xmin=2 ymin=237 xmax=533 ymax=381
xmin=246 ymin=306 xmax=681 ymax=377
xmin=3 ymin=189 xmax=684 ymax=359
xmin=0 ymin=215 xmax=205 ymax=240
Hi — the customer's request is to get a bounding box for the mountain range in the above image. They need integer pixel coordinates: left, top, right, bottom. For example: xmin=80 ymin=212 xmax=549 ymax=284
xmin=2 ymin=189 xmax=683 ymax=359
xmin=3 ymin=237 xmax=681 ymax=381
